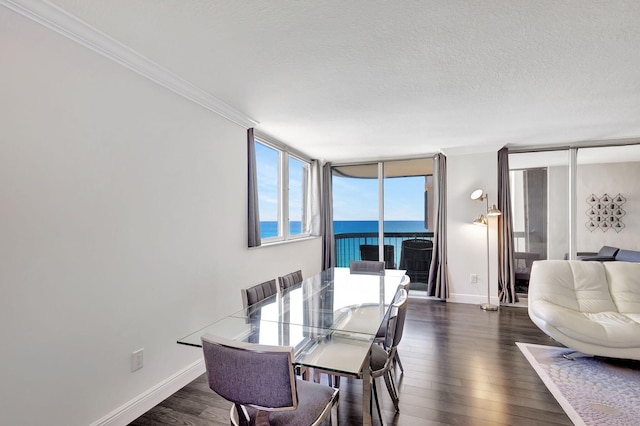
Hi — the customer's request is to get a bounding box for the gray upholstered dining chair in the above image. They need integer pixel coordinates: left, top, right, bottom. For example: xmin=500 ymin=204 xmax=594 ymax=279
xmin=315 ymin=289 xmax=409 ymax=424
xmin=278 ymin=270 xmax=303 ymax=291
xmin=370 ymin=289 xmax=409 ymax=415
xmin=374 ymin=274 xmax=410 ymax=372
xmin=349 ymin=260 xmax=385 ymax=275
xmin=201 ymin=333 xmax=339 ymax=426
xmin=241 ymin=279 xmax=278 ymax=313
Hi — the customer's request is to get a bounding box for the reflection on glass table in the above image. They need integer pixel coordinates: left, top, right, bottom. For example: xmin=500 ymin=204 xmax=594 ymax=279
xmin=177 ymin=267 xmax=407 ymax=425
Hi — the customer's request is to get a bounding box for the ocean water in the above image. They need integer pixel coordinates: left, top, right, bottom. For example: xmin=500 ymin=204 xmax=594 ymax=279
xmin=260 ymin=220 xmax=431 ymax=270
xmin=260 ymin=220 xmax=428 ymax=239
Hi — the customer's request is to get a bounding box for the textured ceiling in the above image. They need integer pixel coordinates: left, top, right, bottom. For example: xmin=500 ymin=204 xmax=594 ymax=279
xmin=47 ymin=0 xmax=640 ymax=162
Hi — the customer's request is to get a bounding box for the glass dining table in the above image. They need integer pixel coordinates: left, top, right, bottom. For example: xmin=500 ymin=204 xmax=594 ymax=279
xmin=177 ymin=267 xmax=407 ymax=425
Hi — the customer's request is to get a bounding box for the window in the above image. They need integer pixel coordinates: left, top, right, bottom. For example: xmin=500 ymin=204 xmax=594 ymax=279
xmin=254 ymin=139 xmax=311 ymax=243
xmin=331 ymin=158 xmax=434 ymax=290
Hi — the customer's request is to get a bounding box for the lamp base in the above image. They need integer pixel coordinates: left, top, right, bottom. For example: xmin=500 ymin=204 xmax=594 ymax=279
xmin=480 ymin=303 xmax=499 ymax=311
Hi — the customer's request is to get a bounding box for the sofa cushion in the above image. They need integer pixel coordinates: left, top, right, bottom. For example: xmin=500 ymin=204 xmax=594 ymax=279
xmin=528 ymin=260 xmax=640 ymax=359
xmin=605 ymin=262 xmax=640 ymax=313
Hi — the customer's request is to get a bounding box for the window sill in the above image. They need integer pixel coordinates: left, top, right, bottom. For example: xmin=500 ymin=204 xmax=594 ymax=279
xmin=250 ymin=235 xmax=321 ymax=249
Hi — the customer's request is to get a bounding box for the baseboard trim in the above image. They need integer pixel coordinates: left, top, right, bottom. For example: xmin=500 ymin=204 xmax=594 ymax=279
xmin=89 ymin=359 xmax=205 ymax=426
xmin=447 ymin=293 xmax=500 ymax=306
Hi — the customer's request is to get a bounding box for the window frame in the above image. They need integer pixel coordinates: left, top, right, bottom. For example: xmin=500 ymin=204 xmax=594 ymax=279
xmin=254 ymin=137 xmax=312 ymax=244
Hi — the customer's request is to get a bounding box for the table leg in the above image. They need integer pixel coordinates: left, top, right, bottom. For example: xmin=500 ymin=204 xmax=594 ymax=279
xmin=362 ymin=349 xmax=372 ymax=425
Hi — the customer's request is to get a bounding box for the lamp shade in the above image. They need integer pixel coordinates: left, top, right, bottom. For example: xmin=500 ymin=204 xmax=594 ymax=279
xmin=473 ymin=215 xmax=487 ymax=226
xmin=470 ymin=189 xmax=484 ymax=201
xmin=488 ymin=204 xmax=502 ymax=216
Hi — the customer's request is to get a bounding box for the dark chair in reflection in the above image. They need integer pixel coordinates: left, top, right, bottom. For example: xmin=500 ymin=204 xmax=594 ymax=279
xmin=278 ymin=270 xmax=303 ymax=291
xmin=400 ymin=239 xmax=433 ymax=286
xmin=240 ymin=279 xmax=278 ymax=343
xmin=241 ymin=279 xmax=278 ymax=314
xmin=360 ymin=244 xmax=396 ymax=269
xmin=514 ymin=252 xmax=542 ymax=294
xmin=201 ymin=333 xmax=339 ymax=426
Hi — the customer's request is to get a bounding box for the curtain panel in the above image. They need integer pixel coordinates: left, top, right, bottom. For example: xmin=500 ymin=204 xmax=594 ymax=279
xmin=321 ymin=162 xmax=334 ymax=270
xmin=247 ymin=128 xmax=261 ymax=247
xmin=427 ymin=153 xmax=449 ymax=299
xmin=497 ymin=147 xmax=517 ymax=303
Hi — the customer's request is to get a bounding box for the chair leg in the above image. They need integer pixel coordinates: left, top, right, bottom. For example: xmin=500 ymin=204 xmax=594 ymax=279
xmin=371 ymin=377 xmax=384 ymax=425
xmin=383 ymin=371 xmax=400 ymax=412
xmin=394 ymin=351 xmax=404 ymax=373
xmin=330 ymin=396 xmax=339 ymax=426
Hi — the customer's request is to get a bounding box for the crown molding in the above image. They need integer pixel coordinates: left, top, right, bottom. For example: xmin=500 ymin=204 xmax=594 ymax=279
xmin=1 ymin=0 xmax=259 ymax=129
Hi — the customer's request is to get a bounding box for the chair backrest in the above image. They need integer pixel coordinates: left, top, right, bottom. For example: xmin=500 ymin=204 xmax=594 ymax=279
xmin=400 ymin=239 xmax=433 ymax=268
xmin=349 ymin=260 xmax=385 ymax=275
xmin=385 ymin=289 xmax=409 ymax=349
xmin=398 ymin=274 xmax=411 ymax=294
xmin=201 ymin=334 xmax=298 ymax=412
xmin=241 ymin=279 xmax=278 ymax=311
xmin=278 ymin=270 xmax=303 ymax=291
xmin=360 ymin=244 xmax=396 ymax=269
xmin=400 ymin=239 xmax=433 ymax=283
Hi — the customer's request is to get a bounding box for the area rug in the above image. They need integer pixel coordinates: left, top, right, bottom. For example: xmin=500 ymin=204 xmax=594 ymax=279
xmin=516 ymin=342 xmax=640 ymax=426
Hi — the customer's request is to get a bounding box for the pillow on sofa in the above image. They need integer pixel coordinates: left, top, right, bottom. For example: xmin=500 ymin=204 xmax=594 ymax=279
xmin=615 ymin=249 xmax=640 ymax=262
xmin=577 ymin=245 xmax=619 ymax=261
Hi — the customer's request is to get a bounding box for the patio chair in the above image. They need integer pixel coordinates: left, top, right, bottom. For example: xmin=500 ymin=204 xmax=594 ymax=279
xmin=360 ymin=244 xmax=396 ymax=269
xmin=202 ymin=333 xmax=339 ymax=426
xmin=399 ymin=239 xmax=433 ymax=284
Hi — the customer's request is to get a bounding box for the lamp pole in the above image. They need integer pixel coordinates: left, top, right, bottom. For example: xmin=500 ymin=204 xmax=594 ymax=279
xmin=481 ymin=196 xmax=499 ymax=311
xmin=471 ymin=189 xmax=500 ymax=311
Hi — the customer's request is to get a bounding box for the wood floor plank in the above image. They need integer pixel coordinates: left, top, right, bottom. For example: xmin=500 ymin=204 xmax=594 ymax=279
xmin=129 ymin=298 xmax=572 ymax=426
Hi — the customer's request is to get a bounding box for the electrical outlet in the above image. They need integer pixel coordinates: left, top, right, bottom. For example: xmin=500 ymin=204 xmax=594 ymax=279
xmin=131 ymin=348 xmax=144 ymax=372
xmin=470 ymin=273 xmax=478 ymax=283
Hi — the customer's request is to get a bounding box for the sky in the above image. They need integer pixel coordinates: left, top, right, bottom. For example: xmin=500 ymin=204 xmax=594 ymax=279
xmin=255 ymin=142 xmax=427 ymax=222
xmin=332 ymin=174 xmax=426 ymax=221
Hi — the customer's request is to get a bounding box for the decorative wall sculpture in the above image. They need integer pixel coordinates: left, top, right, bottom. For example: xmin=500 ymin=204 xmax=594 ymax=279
xmin=586 ymin=193 xmax=626 ymax=232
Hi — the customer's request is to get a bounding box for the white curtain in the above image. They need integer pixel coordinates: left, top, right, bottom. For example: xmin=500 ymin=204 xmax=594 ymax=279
xmin=308 ymin=160 xmax=322 ymax=236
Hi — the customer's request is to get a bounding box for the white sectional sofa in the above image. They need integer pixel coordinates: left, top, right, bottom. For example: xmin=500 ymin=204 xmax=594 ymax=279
xmin=528 ymin=259 xmax=640 ymax=360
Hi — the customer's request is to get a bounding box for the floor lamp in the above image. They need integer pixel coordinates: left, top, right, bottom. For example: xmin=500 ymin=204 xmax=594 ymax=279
xmin=471 ymin=189 xmax=502 ymax=311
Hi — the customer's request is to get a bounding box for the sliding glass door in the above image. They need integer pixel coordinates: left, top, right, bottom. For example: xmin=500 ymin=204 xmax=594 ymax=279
xmin=332 ymin=163 xmax=380 ymax=268
xmin=509 ymin=150 xmax=570 ymax=294
xmin=575 ymin=145 xmax=640 ymax=254
xmin=509 ymin=143 xmax=640 ymax=294
xmin=332 ymin=158 xmax=434 ymax=290
xmin=383 ymin=159 xmax=433 ymax=290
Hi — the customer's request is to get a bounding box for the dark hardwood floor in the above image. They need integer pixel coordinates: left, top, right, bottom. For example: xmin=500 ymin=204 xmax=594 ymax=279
xmin=130 ymin=297 xmax=571 ymax=426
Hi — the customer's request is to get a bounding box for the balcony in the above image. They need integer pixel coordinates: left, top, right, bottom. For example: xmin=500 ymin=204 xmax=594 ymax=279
xmin=334 ymin=231 xmax=434 ymax=291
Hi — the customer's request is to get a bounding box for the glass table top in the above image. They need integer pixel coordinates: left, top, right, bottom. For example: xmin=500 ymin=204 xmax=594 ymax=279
xmin=177 ymin=267 xmax=406 ymax=376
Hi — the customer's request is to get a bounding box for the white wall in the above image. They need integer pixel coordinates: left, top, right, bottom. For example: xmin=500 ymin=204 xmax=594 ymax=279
xmin=446 ymin=152 xmax=500 ymax=305
xmin=576 ymin=161 xmax=640 ymax=251
xmin=0 ymin=8 xmax=321 ymax=426
xmin=547 ymin=165 xmax=569 ymax=259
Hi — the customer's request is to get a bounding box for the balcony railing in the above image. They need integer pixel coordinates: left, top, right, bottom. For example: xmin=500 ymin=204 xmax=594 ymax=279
xmin=334 ymin=232 xmax=434 ymax=269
